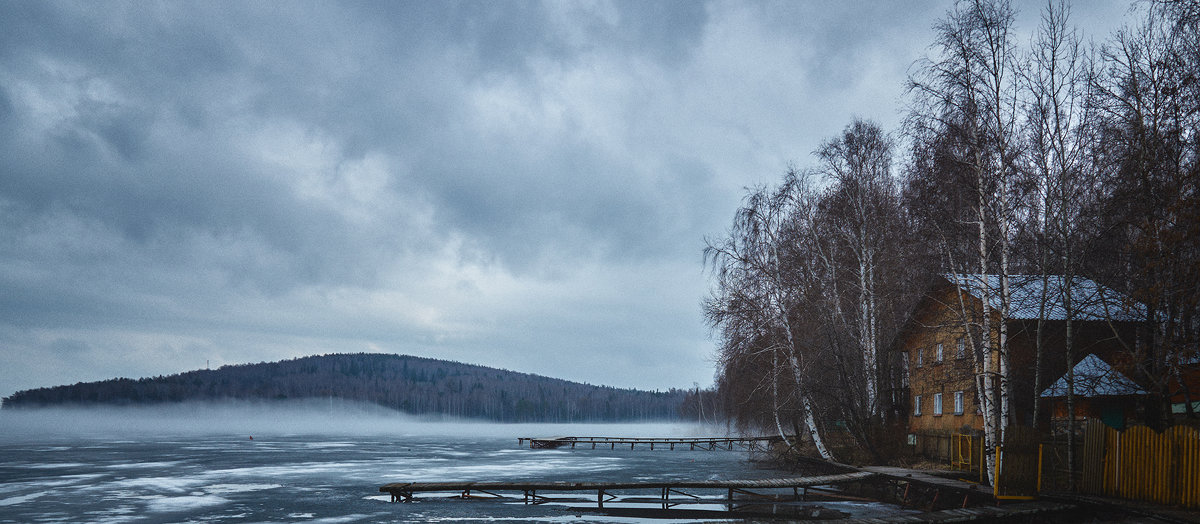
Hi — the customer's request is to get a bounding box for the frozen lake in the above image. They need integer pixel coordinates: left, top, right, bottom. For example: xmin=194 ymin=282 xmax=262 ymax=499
xmin=0 ymin=403 xmax=910 ymax=522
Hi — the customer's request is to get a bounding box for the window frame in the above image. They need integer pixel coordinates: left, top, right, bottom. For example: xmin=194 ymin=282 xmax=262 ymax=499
xmin=956 ymin=337 xmax=966 ymax=359
xmin=936 ymin=342 xmax=944 ymax=362
xmin=954 ymin=391 xmax=964 ymax=415
xmin=914 ymin=395 xmax=922 ymax=416
xmin=933 ymin=393 xmax=943 ymax=416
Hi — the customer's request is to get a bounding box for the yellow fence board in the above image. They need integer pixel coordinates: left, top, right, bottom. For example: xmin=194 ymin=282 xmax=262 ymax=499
xmin=1086 ymin=421 xmax=1200 ymax=509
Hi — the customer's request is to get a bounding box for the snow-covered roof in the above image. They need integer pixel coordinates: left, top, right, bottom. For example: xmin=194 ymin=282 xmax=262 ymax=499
xmin=945 ymin=274 xmax=1145 ymax=322
xmin=1040 ymin=354 xmax=1147 ymax=398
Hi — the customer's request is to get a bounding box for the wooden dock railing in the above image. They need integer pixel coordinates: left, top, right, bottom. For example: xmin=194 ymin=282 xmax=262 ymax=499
xmin=380 ymin=471 xmax=875 ymax=504
xmin=517 ymin=435 xmax=782 ymax=451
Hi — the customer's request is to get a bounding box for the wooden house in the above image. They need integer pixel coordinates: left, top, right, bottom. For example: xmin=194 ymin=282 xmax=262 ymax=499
xmin=892 ymin=274 xmax=1144 ymax=436
xmin=1040 ymin=353 xmax=1147 ymax=430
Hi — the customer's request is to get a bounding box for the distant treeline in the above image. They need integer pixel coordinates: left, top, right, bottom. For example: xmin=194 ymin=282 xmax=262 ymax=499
xmin=1 ymin=353 xmax=699 ymax=422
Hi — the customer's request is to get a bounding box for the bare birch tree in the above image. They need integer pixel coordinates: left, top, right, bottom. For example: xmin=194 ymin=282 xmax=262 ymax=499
xmin=814 ymin=119 xmax=899 ymax=420
xmin=705 ymin=170 xmax=834 ymax=460
xmin=1021 ymin=0 xmax=1096 ymax=486
xmin=1089 ymin=0 xmax=1200 ymax=428
xmin=907 ymin=0 xmax=1021 ymax=484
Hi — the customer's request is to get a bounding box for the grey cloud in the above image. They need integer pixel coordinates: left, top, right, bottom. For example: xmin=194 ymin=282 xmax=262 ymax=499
xmin=0 ymin=0 xmax=1132 ymax=397
xmin=49 ymin=338 xmax=89 ymax=355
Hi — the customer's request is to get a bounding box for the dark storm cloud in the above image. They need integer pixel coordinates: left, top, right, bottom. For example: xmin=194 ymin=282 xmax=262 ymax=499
xmin=0 ymin=0 xmax=1132 ymax=396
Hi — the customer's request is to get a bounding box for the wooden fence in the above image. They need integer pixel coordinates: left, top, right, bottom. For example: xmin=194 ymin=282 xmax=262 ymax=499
xmin=918 ymin=421 xmax=1199 ymax=507
xmin=1082 ymin=419 xmax=1200 ymax=508
xmin=916 ymin=429 xmax=1039 ymax=494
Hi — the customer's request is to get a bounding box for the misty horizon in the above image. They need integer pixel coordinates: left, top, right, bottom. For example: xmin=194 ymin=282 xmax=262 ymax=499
xmin=0 ymin=399 xmax=730 ymax=442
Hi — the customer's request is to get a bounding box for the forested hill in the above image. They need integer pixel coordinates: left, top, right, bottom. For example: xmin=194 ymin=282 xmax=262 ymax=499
xmin=0 ymin=353 xmax=691 ymax=422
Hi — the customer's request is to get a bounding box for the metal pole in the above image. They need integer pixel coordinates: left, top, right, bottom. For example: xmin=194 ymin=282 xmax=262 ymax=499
xmin=1037 ymin=443 xmax=1044 ymax=493
xmin=993 ymin=444 xmax=1001 ymax=498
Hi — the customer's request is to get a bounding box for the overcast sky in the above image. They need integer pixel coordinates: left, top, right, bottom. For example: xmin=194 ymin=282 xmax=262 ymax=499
xmin=0 ymin=1 xmax=1134 ymax=398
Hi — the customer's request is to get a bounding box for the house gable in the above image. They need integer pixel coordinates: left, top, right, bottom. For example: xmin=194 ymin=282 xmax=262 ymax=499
xmin=894 ymin=274 xmax=1146 ymax=434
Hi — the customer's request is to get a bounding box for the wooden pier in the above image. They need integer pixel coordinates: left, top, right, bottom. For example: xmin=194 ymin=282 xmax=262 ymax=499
xmin=517 ymin=435 xmax=782 ymax=451
xmin=377 ymin=437 xmax=1097 ymax=521
xmin=378 ymin=463 xmax=1089 ymax=521
xmin=380 ymin=471 xmax=876 ymax=506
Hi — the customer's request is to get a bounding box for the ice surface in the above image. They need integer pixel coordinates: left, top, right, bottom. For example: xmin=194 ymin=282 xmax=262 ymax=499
xmin=107 ymin=476 xmax=206 ymax=493
xmin=203 ymin=483 xmax=283 ymax=494
xmin=0 ymin=492 xmax=43 ymax=506
xmin=0 ymin=414 xmax=901 ymax=523
xmin=143 ymin=494 xmax=228 ymax=512
xmin=106 ymin=460 xmax=183 ymax=469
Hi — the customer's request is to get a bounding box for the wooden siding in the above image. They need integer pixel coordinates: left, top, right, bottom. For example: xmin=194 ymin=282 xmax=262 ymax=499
xmin=896 ymin=281 xmax=1144 ymax=434
xmin=901 ymin=285 xmax=986 ymax=433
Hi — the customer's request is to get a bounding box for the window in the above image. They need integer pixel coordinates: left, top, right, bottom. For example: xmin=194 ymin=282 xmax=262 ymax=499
xmin=954 ymin=391 xmax=964 ymax=415
xmin=936 ymin=343 xmax=944 ymax=362
xmin=914 ymin=395 xmax=922 ymax=416
xmin=957 ymin=337 xmax=966 ymax=359
xmin=916 ymin=347 xmax=923 ymax=367
xmin=934 ymin=393 xmax=943 ymax=415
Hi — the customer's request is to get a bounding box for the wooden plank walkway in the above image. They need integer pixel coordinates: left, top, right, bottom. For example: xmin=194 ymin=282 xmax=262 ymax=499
xmin=377 ymin=439 xmax=1096 ymax=520
xmin=856 ymin=465 xmax=995 ymax=509
xmin=517 ymin=435 xmax=781 ymax=451
xmin=826 ymin=501 xmax=1075 ymax=523
xmin=378 ymin=470 xmax=1080 ymax=521
xmin=380 ymin=471 xmax=876 ymax=503
xmin=859 ymin=466 xmax=986 ymax=493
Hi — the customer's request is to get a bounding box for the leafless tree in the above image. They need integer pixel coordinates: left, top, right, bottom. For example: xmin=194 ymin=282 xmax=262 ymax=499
xmin=705 ymin=170 xmax=835 ymax=459
xmin=1089 ymin=0 xmax=1200 ymax=427
xmin=907 ymin=0 xmax=1022 ymax=484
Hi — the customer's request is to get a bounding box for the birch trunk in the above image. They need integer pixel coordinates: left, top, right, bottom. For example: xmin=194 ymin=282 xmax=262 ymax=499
xmin=860 ymin=253 xmax=879 ymax=416
xmin=769 ymin=239 xmax=835 ymax=461
xmin=998 ymin=196 xmax=1012 ymax=445
xmin=780 ymin=312 xmax=834 ymax=460
xmin=771 ymin=348 xmax=795 ymax=450
xmin=976 ymin=142 xmax=999 ymax=486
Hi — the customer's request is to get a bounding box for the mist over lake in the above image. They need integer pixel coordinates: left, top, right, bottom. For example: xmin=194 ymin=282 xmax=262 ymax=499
xmin=0 ymin=400 xmax=713 ymax=440
xmin=0 ymin=402 xmax=820 ymax=523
